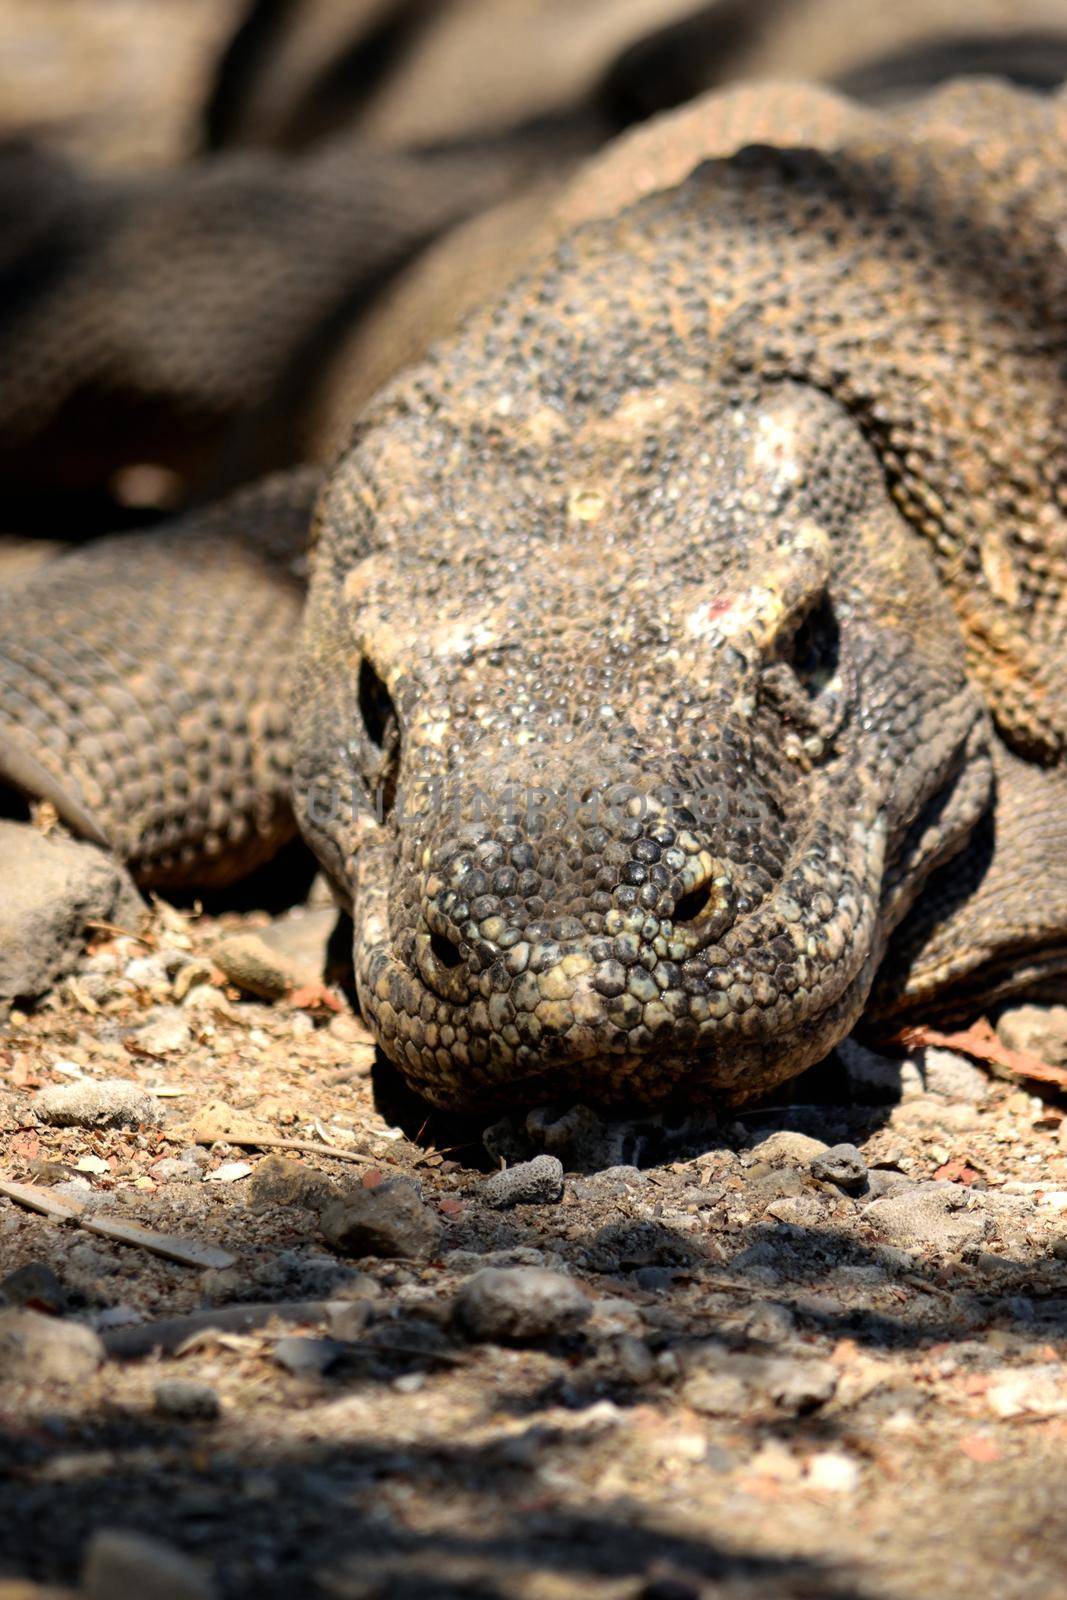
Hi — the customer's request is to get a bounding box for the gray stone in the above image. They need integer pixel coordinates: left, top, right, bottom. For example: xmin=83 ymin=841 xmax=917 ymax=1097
xmin=742 ymin=1302 xmax=796 ymax=1344
xmin=34 ymin=1077 xmax=160 ymax=1129
xmin=0 ymin=1307 xmax=104 ymax=1384
xmin=453 ymin=1266 xmax=591 ymax=1344
xmin=997 ymin=1004 xmax=1067 ymax=1067
xmin=683 ymin=1352 xmax=836 ymax=1416
xmin=747 ymin=1129 xmax=829 ymax=1167
xmin=210 ymin=913 xmax=337 ymax=999
xmin=325 ymin=1300 xmax=374 ymax=1340
xmin=124 ymin=955 xmax=170 ymax=989
xmin=247 ymin=1153 xmax=337 ymax=1214
xmin=257 ymin=907 xmax=340 ymax=981
xmin=921 ymin=1048 xmax=989 ymax=1102
xmin=811 ymin=1143 xmax=868 ymax=1191
xmin=835 ymin=1037 xmax=916 ymax=1100
xmin=153 ymin=1380 xmax=221 ymax=1421
xmin=131 ymin=1007 xmax=192 ymax=1056
xmin=150 ymin=1157 xmax=202 ymax=1183
xmin=865 ymin=1183 xmax=991 ymax=1251
xmin=863 ymin=1170 xmax=916 ymax=1201
xmin=526 ymin=1102 xmax=640 ymax=1170
xmin=320 ymin=1180 xmax=442 ymax=1261
xmin=483 ymin=1154 xmax=564 ymax=1208
xmin=0 ymin=821 xmax=143 ymax=1002
xmin=272 ymin=1335 xmax=347 ymax=1376
xmin=765 ymin=1356 xmax=838 ymax=1412
xmin=0 ymin=1261 xmax=67 ymax=1313
xmin=82 ymin=1529 xmax=215 ymax=1600
xmin=764 ymin=1194 xmax=830 ymax=1227
xmin=838 ymin=1038 xmax=989 ymax=1104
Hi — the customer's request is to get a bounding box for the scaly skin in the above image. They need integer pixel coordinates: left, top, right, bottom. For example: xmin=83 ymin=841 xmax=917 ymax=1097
xmin=3 ymin=79 xmax=1067 ymax=1109
xmin=293 ymin=78 xmax=1067 ymax=1108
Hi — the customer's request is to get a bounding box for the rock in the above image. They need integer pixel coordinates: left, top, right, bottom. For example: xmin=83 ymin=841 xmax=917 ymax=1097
xmin=865 ymin=1184 xmax=991 ymax=1251
xmin=325 ymin=1301 xmax=374 ymax=1340
xmin=131 ymin=1008 xmax=192 ymax=1056
xmin=153 ymin=1380 xmax=220 ymax=1421
xmin=683 ymin=1353 xmax=837 ymax=1417
xmin=247 ymin=1154 xmax=337 ymax=1214
xmin=633 ymin=1266 xmax=684 ymax=1291
xmin=211 ymin=919 xmax=331 ymax=1000
xmin=272 ymin=1335 xmax=346 ymax=1376
xmin=888 ymin=1096 xmax=979 ymax=1133
xmin=124 ymin=955 xmax=170 ymax=990
xmin=764 ymin=1195 xmax=830 ymax=1227
xmin=997 ymin=1004 xmax=1067 ymax=1067
xmin=0 ymin=821 xmax=143 ymax=1002
xmin=806 ymin=1450 xmax=861 ymax=1494
xmin=840 ymin=1039 xmax=986 ymax=1103
xmin=747 ymin=1130 xmax=829 ymax=1167
xmin=81 ymin=1529 xmax=214 ymax=1600
xmin=610 ymin=1333 xmax=656 ymax=1385
xmin=150 ymin=1156 xmax=202 ymax=1183
xmin=835 ymin=1037 xmax=913 ymax=1100
xmin=0 ymin=1262 xmax=67 ymax=1314
xmin=863 ymin=1170 xmax=916 ymax=1201
xmin=256 ymin=907 xmax=340 ymax=983
xmin=920 ymin=1048 xmax=989 ymax=1102
xmin=810 ymin=1144 xmax=868 ymax=1191
xmin=483 ymin=1155 xmax=564 ymax=1209
xmin=453 ymin=1267 xmax=591 ymax=1345
xmin=34 ymin=1078 xmax=160 ymax=1129
xmin=766 ymin=1357 xmax=838 ymax=1413
xmin=320 ymin=1180 xmax=442 ymax=1261
xmin=986 ymin=1366 xmax=1067 ymax=1419
xmin=526 ymin=1102 xmax=641 ymax=1170
xmin=0 ymin=1308 xmax=104 ymax=1384
xmin=743 ymin=1302 xmax=795 ymax=1344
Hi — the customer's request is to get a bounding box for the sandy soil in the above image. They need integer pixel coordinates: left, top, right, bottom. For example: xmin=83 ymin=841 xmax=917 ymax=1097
xmin=2 ymin=899 xmax=1067 ymax=1600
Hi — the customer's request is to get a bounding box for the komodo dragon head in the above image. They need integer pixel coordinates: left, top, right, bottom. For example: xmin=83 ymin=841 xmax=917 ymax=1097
xmin=294 ymin=319 xmax=991 ymax=1110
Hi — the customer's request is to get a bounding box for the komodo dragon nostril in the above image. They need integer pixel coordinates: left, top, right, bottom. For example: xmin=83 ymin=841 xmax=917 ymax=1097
xmin=672 ymin=882 xmax=714 ymax=925
xmin=430 ymin=930 xmax=464 ymax=970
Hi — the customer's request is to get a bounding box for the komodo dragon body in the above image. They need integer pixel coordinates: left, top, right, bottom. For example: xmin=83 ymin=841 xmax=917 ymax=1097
xmin=2 ymin=79 xmax=1066 ymax=1110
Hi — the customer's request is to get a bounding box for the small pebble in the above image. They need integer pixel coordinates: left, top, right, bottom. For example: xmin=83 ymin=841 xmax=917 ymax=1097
xmin=153 ymin=1380 xmax=221 ymax=1421
xmin=0 ymin=1308 xmax=104 ymax=1385
xmin=483 ymin=1154 xmax=564 ymax=1209
xmin=125 ymin=955 xmax=169 ymax=990
xmin=453 ymin=1266 xmax=591 ymax=1345
xmin=247 ymin=1153 xmax=337 ymax=1214
xmin=806 ymin=1450 xmax=861 ymax=1494
xmin=211 ymin=932 xmax=300 ymax=999
xmin=34 ymin=1078 xmax=160 ymax=1129
xmin=325 ymin=1301 xmax=374 ymax=1340
xmin=0 ymin=1262 xmax=67 ymax=1314
xmin=748 ymin=1130 xmax=829 ymax=1167
xmin=273 ymin=1335 xmax=346 ymax=1376
xmin=82 ymin=1529 xmax=215 ymax=1600
xmin=810 ymin=1143 xmax=868 ymax=1191
xmin=997 ymin=1003 xmax=1067 ymax=1067
xmin=866 ymin=1184 xmax=990 ymax=1250
xmin=132 ymin=1008 xmax=192 ymax=1056
xmin=320 ymin=1180 xmax=443 ymax=1261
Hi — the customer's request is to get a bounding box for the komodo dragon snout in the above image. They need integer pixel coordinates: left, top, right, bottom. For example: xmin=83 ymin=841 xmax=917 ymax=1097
xmin=293 ymin=380 xmax=992 ymax=1109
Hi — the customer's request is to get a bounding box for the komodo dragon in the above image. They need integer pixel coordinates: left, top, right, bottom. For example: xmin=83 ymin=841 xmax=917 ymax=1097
xmin=1 ymin=78 xmax=1066 ymax=1112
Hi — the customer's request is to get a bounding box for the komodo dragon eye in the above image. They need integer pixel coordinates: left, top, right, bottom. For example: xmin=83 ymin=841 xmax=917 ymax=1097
xmin=357 ymin=658 xmax=400 ymax=817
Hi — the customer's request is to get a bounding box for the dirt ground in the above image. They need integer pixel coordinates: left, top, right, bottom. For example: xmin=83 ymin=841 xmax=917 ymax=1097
xmin=3 ymin=897 xmax=1067 ymax=1600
